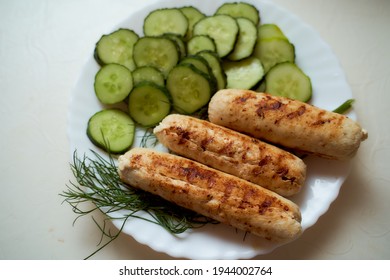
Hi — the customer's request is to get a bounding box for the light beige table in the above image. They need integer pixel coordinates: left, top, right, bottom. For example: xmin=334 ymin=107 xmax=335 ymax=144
xmin=1 ymin=0 xmax=389 ymax=259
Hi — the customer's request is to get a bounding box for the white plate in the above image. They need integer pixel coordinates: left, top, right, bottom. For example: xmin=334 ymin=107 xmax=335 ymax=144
xmin=68 ymin=0 xmax=355 ymax=259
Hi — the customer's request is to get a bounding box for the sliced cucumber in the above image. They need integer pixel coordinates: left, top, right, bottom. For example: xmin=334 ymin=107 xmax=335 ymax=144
xmin=179 ymin=55 xmax=217 ymax=92
xmin=227 ymin=17 xmax=257 ymax=61
xmin=265 ymin=62 xmax=312 ymax=102
xmin=193 ymin=14 xmax=239 ymax=58
xmin=180 ymin=55 xmax=210 ymax=74
xmin=198 ymin=50 xmax=227 ymax=90
xmin=254 ymin=38 xmax=295 ymax=73
xmin=94 ymin=28 xmax=139 ymax=71
xmin=133 ymin=36 xmax=180 ymax=77
xmin=215 ymin=2 xmax=260 ymax=25
xmin=128 ymin=82 xmax=171 ymax=127
xmin=94 ymin=63 xmax=133 ymax=104
xmin=132 ymin=66 xmax=165 ymax=87
xmin=187 ymin=35 xmax=216 ymax=55
xmin=162 ymin=33 xmax=186 ymax=59
xmin=258 ymin=24 xmax=287 ymax=40
xmin=180 ymin=6 xmax=206 ymax=41
xmin=143 ymin=8 xmax=188 ymax=37
xmin=87 ymin=109 xmax=135 ymax=154
xmin=223 ymin=56 xmax=264 ymax=89
xmin=166 ymin=64 xmax=212 ymax=114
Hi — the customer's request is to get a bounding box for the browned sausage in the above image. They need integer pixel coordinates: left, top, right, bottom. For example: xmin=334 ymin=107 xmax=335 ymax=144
xmin=118 ymin=148 xmax=302 ymax=243
xmin=208 ymin=89 xmax=368 ymax=160
xmin=154 ymin=114 xmax=306 ymax=196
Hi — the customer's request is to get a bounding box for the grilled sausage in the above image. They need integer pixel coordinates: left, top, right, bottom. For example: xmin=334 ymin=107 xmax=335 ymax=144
xmin=118 ymin=148 xmax=302 ymax=243
xmin=208 ymin=89 xmax=368 ymax=160
xmin=154 ymin=114 xmax=306 ymax=197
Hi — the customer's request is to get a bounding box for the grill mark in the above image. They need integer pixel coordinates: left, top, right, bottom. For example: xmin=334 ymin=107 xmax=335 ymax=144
xmin=286 ymin=105 xmax=306 ymax=119
xmin=178 ymin=165 xmax=216 ymax=188
xmin=221 ymin=182 xmax=235 ymax=203
xmin=259 ymin=199 xmax=273 ymax=215
xmin=255 ymin=98 xmax=284 ymax=119
xmin=238 ymin=189 xmax=257 ymax=209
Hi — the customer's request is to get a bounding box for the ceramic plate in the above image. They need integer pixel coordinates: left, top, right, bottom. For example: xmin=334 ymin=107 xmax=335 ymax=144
xmin=68 ymin=0 xmax=355 ymax=259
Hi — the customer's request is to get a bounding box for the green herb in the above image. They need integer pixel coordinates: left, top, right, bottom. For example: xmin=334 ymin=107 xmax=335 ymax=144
xmin=139 ymin=128 xmax=158 ymax=148
xmin=333 ymin=99 xmax=355 ymax=114
xmin=61 ymin=150 xmax=215 ymax=259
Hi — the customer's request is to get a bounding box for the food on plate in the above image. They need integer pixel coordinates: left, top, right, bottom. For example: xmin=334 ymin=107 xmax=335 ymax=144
xmin=133 ymin=36 xmax=180 ymax=77
xmin=128 ymin=82 xmax=171 ymax=127
xmin=193 ymin=14 xmax=239 ymax=58
xmin=197 ymin=50 xmax=227 ymax=90
xmin=143 ymin=8 xmax=189 ymax=37
xmin=227 ymin=17 xmax=257 ymax=61
xmin=94 ymin=63 xmax=133 ymax=105
xmin=166 ymin=64 xmax=213 ymax=114
xmin=179 ymin=6 xmax=206 ymax=41
xmin=118 ymin=148 xmax=302 ymax=243
xmin=87 ymin=3 xmax=314 ymax=153
xmin=264 ymin=61 xmax=312 ymax=102
xmin=254 ymin=37 xmax=295 ymax=74
xmin=94 ymin=28 xmax=139 ymax=71
xmin=215 ymin=2 xmax=260 ymax=25
xmin=186 ymin=35 xmax=216 ymax=56
xmin=132 ymin=66 xmax=165 ymax=87
xmin=208 ymin=89 xmax=368 ymax=160
xmin=86 ymin=109 xmax=135 ymax=154
xmin=222 ymin=56 xmax=264 ymax=90
xmin=154 ymin=114 xmax=306 ymax=197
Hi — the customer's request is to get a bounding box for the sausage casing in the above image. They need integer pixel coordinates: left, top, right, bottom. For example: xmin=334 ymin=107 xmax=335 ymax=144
xmin=118 ymin=148 xmax=302 ymax=243
xmin=154 ymin=114 xmax=306 ymax=197
xmin=208 ymin=89 xmax=368 ymax=160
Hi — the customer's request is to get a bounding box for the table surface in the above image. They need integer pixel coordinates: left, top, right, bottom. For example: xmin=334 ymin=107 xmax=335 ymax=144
xmin=1 ymin=0 xmax=389 ymax=260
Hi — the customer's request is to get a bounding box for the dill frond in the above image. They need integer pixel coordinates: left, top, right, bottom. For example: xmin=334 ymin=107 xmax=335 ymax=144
xmin=61 ymin=150 xmax=214 ymax=259
xmin=139 ymin=128 xmax=159 ymax=148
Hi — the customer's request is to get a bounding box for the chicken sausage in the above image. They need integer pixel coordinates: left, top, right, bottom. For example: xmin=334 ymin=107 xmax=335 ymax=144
xmin=118 ymin=148 xmax=302 ymax=243
xmin=154 ymin=114 xmax=306 ymax=197
xmin=208 ymin=89 xmax=368 ymax=160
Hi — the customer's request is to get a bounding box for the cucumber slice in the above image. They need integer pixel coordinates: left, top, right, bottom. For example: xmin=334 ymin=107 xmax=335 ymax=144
xmin=187 ymin=35 xmax=216 ymax=55
xmin=198 ymin=50 xmax=227 ymax=90
xmin=180 ymin=55 xmax=210 ymax=74
xmin=132 ymin=66 xmax=165 ymax=87
xmin=143 ymin=8 xmax=188 ymax=37
xmin=227 ymin=17 xmax=257 ymax=61
xmin=254 ymin=38 xmax=295 ymax=73
xmin=193 ymin=14 xmax=239 ymax=58
xmin=94 ymin=28 xmax=139 ymax=71
xmin=163 ymin=33 xmax=186 ymax=59
xmin=265 ymin=62 xmax=312 ymax=102
xmin=223 ymin=56 xmax=264 ymax=89
xmin=128 ymin=82 xmax=171 ymax=127
xmin=94 ymin=64 xmax=133 ymax=104
xmin=179 ymin=55 xmax=217 ymax=92
xmin=87 ymin=109 xmax=135 ymax=154
xmin=180 ymin=6 xmax=206 ymax=41
xmin=258 ymin=24 xmax=287 ymax=40
xmin=167 ymin=64 xmax=212 ymax=114
xmin=133 ymin=36 xmax=180 ymax=77
xmin=215 ymin=2 xmax=260 ymax=25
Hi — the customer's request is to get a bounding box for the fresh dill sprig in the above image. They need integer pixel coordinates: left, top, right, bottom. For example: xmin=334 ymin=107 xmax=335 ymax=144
xmin=61 ymin=150 xmax=214 ymax=259
xmin=139 ymin=128 xmax=159 ymax=148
